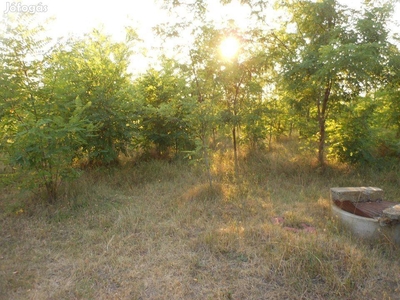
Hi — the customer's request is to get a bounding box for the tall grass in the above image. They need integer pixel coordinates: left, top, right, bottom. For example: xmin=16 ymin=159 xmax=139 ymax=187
xmin=1 ymin=138 xmax=399 ymax=299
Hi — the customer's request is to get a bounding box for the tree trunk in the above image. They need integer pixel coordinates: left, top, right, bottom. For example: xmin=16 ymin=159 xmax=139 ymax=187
xmin=268 ymin=124 xmax=273 ymax=151
xmin=317 ymin=82 xmax=332 ymax=167
xmin=318 ymin=117 xmax=326 ymax=167
xmin=233 ymin=126 xmax=238 ymax=174
xmin=202 ymin=136 xmax=213 ymax=188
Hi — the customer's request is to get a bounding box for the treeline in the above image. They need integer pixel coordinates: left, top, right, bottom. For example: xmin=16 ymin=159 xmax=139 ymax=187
xmin=1 ymin=0 xmax=400 ymax=201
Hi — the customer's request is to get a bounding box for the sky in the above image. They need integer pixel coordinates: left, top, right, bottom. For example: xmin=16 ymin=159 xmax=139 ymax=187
xmin=1 ymin=0 xmax=251 ymax=40
xmin=1 ymin=0 xmax=399 ymax=74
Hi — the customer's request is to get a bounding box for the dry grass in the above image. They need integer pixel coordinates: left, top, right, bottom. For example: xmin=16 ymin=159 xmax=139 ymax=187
xmin=1 ymin=138 xmax=400 ymax=299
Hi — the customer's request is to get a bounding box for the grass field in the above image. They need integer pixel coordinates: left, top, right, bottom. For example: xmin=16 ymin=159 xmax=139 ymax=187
xmin=1 ymin=139 xmax=400 ymax=299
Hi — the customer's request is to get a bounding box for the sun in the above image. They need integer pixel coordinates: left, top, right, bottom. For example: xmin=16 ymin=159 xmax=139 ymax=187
xmin=220 ymin=36 xmax=240 ymax=59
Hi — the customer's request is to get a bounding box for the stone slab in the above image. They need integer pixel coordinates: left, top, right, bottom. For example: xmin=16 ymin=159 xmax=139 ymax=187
xmin=330 ymin=187 xmax=384 ymax=203
xmin=382 ymin=204 xmax=400 ymax=221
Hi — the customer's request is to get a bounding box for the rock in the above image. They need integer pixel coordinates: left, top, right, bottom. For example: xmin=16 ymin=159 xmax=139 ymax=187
xmin=382 ymin=204 xmax=400 ymax=221
xmin=330 ymin=187 xmax=384 ymax=203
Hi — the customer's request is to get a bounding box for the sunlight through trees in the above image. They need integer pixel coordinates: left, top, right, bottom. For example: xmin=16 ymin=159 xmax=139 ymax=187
xmin=1 ymin=0 xmax=399 ymax=201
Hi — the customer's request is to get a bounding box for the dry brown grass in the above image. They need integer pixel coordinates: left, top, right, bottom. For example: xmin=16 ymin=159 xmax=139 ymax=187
xmin=1 ymin=139 xmax=400 ymax=299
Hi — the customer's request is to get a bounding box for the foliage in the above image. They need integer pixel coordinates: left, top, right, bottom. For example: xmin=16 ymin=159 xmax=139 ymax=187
xmin=274 ymin=0 xmax=396 ymax=166
xmin=1 ymin=1 xmax=400 ymax=203
xmin=0 ymin=16 xmax=136 ymax=201
xmin=133 ymin=58 xmax=196 ymax=156
xmin=6 ymin=99 xmax=94 ymax=202
xmin=0 ymin=14 xmax=95 ymax=202
xmin=327 ymin=98 xmax=376 ymax=164
xmin=46 ymin=30 xmax=137 ymax=165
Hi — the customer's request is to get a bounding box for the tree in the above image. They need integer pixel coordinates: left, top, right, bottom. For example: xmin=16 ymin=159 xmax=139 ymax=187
xmin=133 ymin=58 xmax=196 ymax=157
xmin=0 ymin=14 xmax=94 ymax=202
xmin=183 ymin=24 xmax=226 ymax=185
xmin=274 ymin=0 xmax=395 ymax=166
xmin=378 ymin=43 xmax=400 ymax=138
xmin=46 ymin=30 xmax=137 ymax=165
